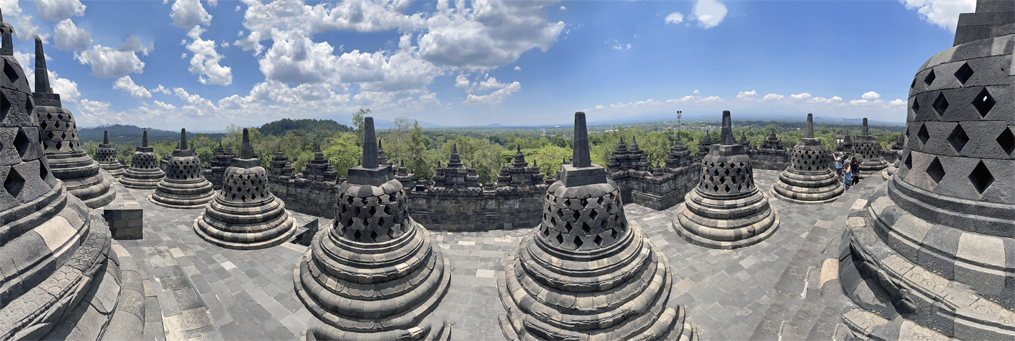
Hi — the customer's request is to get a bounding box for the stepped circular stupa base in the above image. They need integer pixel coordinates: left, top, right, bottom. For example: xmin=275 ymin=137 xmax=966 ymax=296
xmin=770 ymin=170 xmax=843 ymax=204
xmin=47 ymin=154 xmax=116 ymax=208
xmin=194 ymin=196 xmax=297 ymax=249
xmin=101 ymin=164 xmax=126 ymax=178
xmin=857 ymin=161 xmax=888 ymax=179
xmin=149 ymin=177 xmax=216 ymax=209
xmin=673 ymin=189 xmax=780 ymax=249
xmin=294 ymin=218 xmax=452 ymax=341
xmin=120 ymin=168 xmax=165 ymax=189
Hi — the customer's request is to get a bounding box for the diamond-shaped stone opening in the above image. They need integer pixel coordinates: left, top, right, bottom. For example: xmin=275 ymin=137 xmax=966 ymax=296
xmin=946 ymin=124 xmax=969 ymax=153
xmin=904 ymin=153 xmax=912 ymax=169
xmin=541 ymin=226 xmax=550 ymax=237
xmin=926 ymin=157 xmax=945 ymax=183
xmin=954 ymin=63 xmax=974 ymax=84
xmin=972 ymin=88 xmax=995 ymax=118
xmin=912 ymin=99 xmax=920 ymax=114
xmin=14 ymin=128 xmax=30 ymax=158
xmin=573 ymin=236 xmax=583 ymax=249
xmin=369 ymin=230 xmax=378 ymax=242
xmin=3 ymin=61 xmax=19 ymax=85
xmin=563 ymin=221 xmax=572 ymax=233
xmin=555 ymin=233 xmax=563 ymax=245
xmin=39 ymin=162 xmax=48 ymax=182
xmin=924 ymin=70 xmax=935 ymax=85
xmin=24 ymin=98 xmax=32 ymax=115
xmin=932 ymin=93 xmax=948 ymax=116
xmin=917 ymin=124 xmax=930 ymax=145
xmin=571 ymin=210 xmax=580 ymax=221
xmin=594 ymin=235 xmax=603 ymax=246
xmin=968 ymin=161 xmax=993 ymax=194
xmin=354 ymin=230 xmax=362 ymax=240
xmin=589 ymin=209 xmax=598 ymax=221
xmin=4 ymin=167 xmax=24 ymax=198
xmin=997 ymin=127 xmax=1015 ymax=155
xmin=911 ymin=78 xmax=916 ymax=88
xmin=581 ymin=222 xmax=591 ymax=234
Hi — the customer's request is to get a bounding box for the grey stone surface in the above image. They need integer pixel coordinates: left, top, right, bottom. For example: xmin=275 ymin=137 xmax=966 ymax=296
xmin=96 ymin=131 xmax=126 ymax=178
xmin=149 ymin=129 xmax=216 ymax=209
xmin=120 ymin=130 xmax=166 ymax=190
xmin=771 ymin=113 xmax=845 ymax=204
xmin=608 ymin=134 xmax=700 ymax=211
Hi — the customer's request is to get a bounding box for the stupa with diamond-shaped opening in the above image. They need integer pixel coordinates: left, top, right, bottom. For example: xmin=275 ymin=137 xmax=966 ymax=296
xmin=838 ymin=1 xmax=1015 ymax=339
xmin=497 ymin=112 xmax=698 ymax=340
xmin=33 ymin=36 xmax=115 ymax=208
xmin=194 ymin=128 xmax=296 ymax=249
xmin=119 ymin=129 xmax=165 ymax=189
xmin=672 ymin=110 xmax=780 ymax=249
xmin=294 ymin=117 xmax=451 ymax=340
xmin=95 ymin=131 xmax=126 ymax=177
xmin=771 ymin=113 xmax=843 ymax=204
xmin=853 ymin=118 xmax=889 ymax=178
xmin=149 ymin=129 xmax=216 ymax=208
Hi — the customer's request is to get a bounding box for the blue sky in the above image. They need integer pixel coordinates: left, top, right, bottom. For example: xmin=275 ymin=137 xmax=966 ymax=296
xmin=0 ymin=0 xmax=972 ymax=129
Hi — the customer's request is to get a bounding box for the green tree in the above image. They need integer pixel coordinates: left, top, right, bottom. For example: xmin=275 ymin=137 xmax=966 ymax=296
xmin=352 ymin=108 xmax=370 ymax=144
xmin=323 ymin=132 xmax=362 ymax=177
xmin=532 ymin=145 xmax=571 ymax=178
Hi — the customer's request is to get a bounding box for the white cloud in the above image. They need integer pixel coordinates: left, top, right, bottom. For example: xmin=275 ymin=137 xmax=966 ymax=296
xmin=152 ymin=85 xmax=171 ymax=95
xmin=595 ymin=104 xmax=605 ymax=109
xmin=790 ymin=92 xmax=812 ymax=100
xmin=23 ymin=65 xmax=81 ymax=104
xmin=75 ymin=44 xmax=145 ymax=78
xmin=113 ymin=75 xmax=152 ymax=99
xmin=736 ymin=90 xmax=756 ymax=99
xmin=464 ymin=80 xmax=520 ymax=105
xmin=33 ymin=0 xmax=86 ymax=21
xmin=665 ymin=12 xmax=684 ymax=25
xmin=53 ymin=18 xmax=90 ymax=51
xmin=559 ymin=5 xmax=565 ymax=10
xmin=693 ymin=0 xmax=727 ymax=29
xmin=513 ymin=66 xmax=520 ymax=71
xmin=861 ymin=91 xmax=881 ymax=100
xmin=419 ymin=92 xmax=441 ymax=105
xmin=77 ymin=99 xmax=129 ymax=125
xmin=607 ymin=39 xmax=631 ymax=51
xmin=235 ymin=5 xmax=241 ymax=11
xmin=185 ymin=26 xmax=232 ymax=85
xmin=698 ymin=95 xmax=723 ymax=102
xmin=889 ymin=99 xmax=906 ymax=106
xmin=174 ymin=87 xmax=215 ymax=115
xmin=118 ymin=35 xmax=153 ymax=55
xmin=455 ymin=74 xmax=471 ymax=90
xmin=170 ymin=0 xmax=212 ymax=28
xmin=0 ymin=0 xmax=41 ymax=40
xmin=900 ymin=0 xmax=974 ymax=32
xmin=667 ymin=95 xmax=695 ymax=103
xmin=762 ymin=93 xmax=784 ymax=101
xmin=153 ymin=100 xmax=176 ymax=110
xmin=811 ymin=96 xmax=842 ymax=104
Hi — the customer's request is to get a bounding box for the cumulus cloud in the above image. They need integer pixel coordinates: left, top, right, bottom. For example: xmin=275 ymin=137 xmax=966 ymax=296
xmin=153 ymin=100 xmax=176 ymax=110
xmin=812 ymin=96 xmax=843 ymax=104
xmin=113 ymin=76 xmax=152 ymax=99
xmin=889 ymin=99 xmax=906 ymax=106
xmin=762 ymin=93 xmax=784 ymax=101
xmin=861 ymin=91 xmax=881 ymax=100
xmin=665 ymin=12 xmax=684 ymax=25
xmin=736 ymin=90 xmax=756 ymax=99
xmin=514 ymin=66 xmax=520 ymax=71
xmin=33 ymin=0 xmax=86 ymax=21
xmin=185 ymin=26 xmax=232 ymax=85
xmin=900 ymin=0 xmax=974 ymax=32
xmin=693 ymin=89 xmax=700 ymax=94
xmin=75 ymin=44 xmax=145 ymax=78
xmin=595 ymin=104 xmax=605 ymax=109
xmin=77 ymin=99 xmax=129 ymax=125
xmin=0 ymin=0 xmax=41 ymax=40
xmin=464 ymin=80 xmax=520 ymax=105
xmin=171 ymin=0 xmax=212 ymax=28
xmin=118 ymin=35 xmax=153 ymax=55
xmin=790 ymin=92 xmax=812 ymax=100
xmin=699 ymin=95 xmax=723 ymax=102
xmin=559 ymin=5 xmax=565 ymax=10
xmin=152 ymin=84 xmax=172 ymax=95
xmin=693 ymin=0 xmax=727 ymax=28
xmin=53 ymin=18 xmax=90 ymax=51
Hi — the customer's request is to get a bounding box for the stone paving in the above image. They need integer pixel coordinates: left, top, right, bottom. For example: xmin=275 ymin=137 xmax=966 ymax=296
xmin=104 ymin=168 xmax=884 ymax=340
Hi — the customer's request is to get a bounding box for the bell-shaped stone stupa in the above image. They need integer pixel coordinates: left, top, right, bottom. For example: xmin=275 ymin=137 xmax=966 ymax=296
xmin=149 ymin=129 xmax=216 ymax=208
xmin=853 ymin=118 xmax=889 ymax=178
xmin=119 ymin=129 xmax=166 ymax=189
xmin=839 ymin=1 xmax=1015 ymax=339
xmin=33 ymin=36 xmax=115 ymax=208
xmin=498 ymin=112 xmax=698 ymax=340
xmin=0 ymin=13 xmax=137 ymax=339
xmin=96 ymin=130 xmax=126 ymax=177
xmin=294 ymin=117 xmax=451 ymax=340
xmin=664 ymin=131 xmax=693 ymax=169
xmin=672 ymin=110 xmax=780 ymax=249
xmin=194 ymin=128 xmax=297 ymax=249
xmin=771 ymin=113 xmax=843 ymax=204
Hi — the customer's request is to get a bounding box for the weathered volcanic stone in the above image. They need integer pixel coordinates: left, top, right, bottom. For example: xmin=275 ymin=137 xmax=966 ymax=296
xmin=149 ymin=129 xmax=216 ymax=208
xmin=96 ymin=131 xmax=126 ymax=178
xmin=0 ymin=17 xmax=128 ymax=339
xmin=665 ymin=133 xmax=694 ymax=169
xmin=853 ymin=118 xmax=889 ymax=178
xmin=497 ymin=146 xmax=544 ymax=187
xmin=840 ymin=1 xmax=1015 ymax=339
xmin=33 ymin=36 xmax=115 ymax=208
xmin=294 ymin=117 xmax=451 ymax=340
xmin=208 ymin=142 xmax=235 ymax=190
xmin=194 ymin=128 xmax=297 ymax=250
xmin=672 ymin=110 xmax=780 ymax=249
xmin=695 ymin=129 xmax=713 ymax=161
xmin=771 ymin=113 xmax=843 ymax=204
xmin=119 ymin=129 xmax=165 ymax=189
xmin=498 ymin=112 xmax=698 ymax=340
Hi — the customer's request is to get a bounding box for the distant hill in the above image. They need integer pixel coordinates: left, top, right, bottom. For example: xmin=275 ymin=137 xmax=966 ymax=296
xmin=258 ymin=118 xmax=352 ymax=136
xmin=78 ymin=124 xmax=224 ymax=145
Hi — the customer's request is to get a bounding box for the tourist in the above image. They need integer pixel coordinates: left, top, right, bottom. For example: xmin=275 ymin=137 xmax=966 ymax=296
xmin=835 ymin=153 xmax=843 ymax=180
xmin=851 ymin=157 xmax=861 ymax=185
xmin=843 ymin=160 xmax=853 ymax=191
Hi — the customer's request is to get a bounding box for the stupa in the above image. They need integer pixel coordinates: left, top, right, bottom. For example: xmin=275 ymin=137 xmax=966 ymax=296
xmin=664 ymin=132 xmax=693 ymax=169
xmin=0 ymin=13 xmax=134 ymax=339
xmin=294 ymin=117 xmax=451 ymax=340
xmin=209 ymin=142 xmax=235 ymax=190
xmin=770 ymin=113 xmax=843 ymax=204
xmin=33 ymin=36 xmax=115 ymax=208
xmin=149 ymin=129 xmax=216 ymax=208
xmin=672 ymin=110 xmax=780 ymax=249
xmin=194 ymin=128 xmax=297 ymax=249
xmin=119 ymin=129 xmax=166 ymax=189
xmin=95 ymin=131 xmax=126 ymax=177
xmin=498 ymin=112 xmax=698 ymax=340
xmin=839 ymin=1 xmax=1015 ymax=338
xmin=853 ymin=118 xmax=889 ymax=178
xmin=695 ymin=129 xmax=713 ymax=160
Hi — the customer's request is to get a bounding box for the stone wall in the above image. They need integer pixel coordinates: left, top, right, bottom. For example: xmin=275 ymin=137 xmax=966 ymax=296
xmin=748 ymin=149 xmax=791 ymax=171
xmin=268 ymin=176 xmax=341 ymax=219
xmin=609 ymin=163 xmax=699 ymax=210
xmin=407 ymin=186 xmax=545 ymax=231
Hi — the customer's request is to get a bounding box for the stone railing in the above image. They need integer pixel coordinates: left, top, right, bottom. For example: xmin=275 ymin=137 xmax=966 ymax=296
xmin=609 ymin=163 xmax=699 ymax=210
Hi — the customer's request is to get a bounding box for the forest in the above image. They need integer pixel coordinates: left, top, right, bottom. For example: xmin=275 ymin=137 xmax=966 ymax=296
xmin=82 ymin=109 xmax=904 ymax=185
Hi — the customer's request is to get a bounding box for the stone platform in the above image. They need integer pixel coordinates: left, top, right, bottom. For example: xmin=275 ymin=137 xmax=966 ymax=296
xmin=100 ymin=168 xmax=889 ymax=340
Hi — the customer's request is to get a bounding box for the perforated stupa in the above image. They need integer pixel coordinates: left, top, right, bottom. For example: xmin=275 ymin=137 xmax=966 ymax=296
xmin=119 ymin=129 xmax=165 ymax=189
xmin=853 ymin=118 xmax=889 ymax=178
xmin=770 ymin=113 xmax=843 ymax=204
xmin=149 ymin=129 xmax=216 ymax=208
xmin=95 ymin=131 xmax=126 ymax=177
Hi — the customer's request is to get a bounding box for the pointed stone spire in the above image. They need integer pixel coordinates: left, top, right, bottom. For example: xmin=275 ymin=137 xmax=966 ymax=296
xmin=862 ymin=118 xmax=869 ymax=136
xmin=720 ymin=110 xmax=735 ymax=145
xmin=240 ymin=128 xmax=251 ymax=159
xmin=142 ymin=129 xmax=149 ymax=147
xmin=103 ymin=131 xmax=109 ymax=144
xmin=180 ymin=128 xmax=188 ymax=150
xmin=35 ymin=35 xmax=52 ymax=93
xmin=806 ymin=113 xmax=814 ymax=138
xmin=572 ymin=112 xmax=591 ymax=167
xmin=362 ymin=117 xmax=378 ymax=168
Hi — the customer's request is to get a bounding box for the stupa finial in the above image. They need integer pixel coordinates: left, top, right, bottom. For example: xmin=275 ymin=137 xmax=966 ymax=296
xmin=362 ymin=117 xmax=378 ymax=168
xmin=806 ymin=113 xmax=814 ymax=138
xmin=572 ymin=112 xmax=591 ymax=167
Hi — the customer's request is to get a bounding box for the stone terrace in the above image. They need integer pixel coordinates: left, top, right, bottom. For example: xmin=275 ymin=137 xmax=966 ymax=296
xmin=107 ymin=168 xmax=878 ymax=340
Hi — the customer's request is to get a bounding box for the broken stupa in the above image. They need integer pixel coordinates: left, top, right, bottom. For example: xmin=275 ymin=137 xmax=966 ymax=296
xmin=95 ymin=131 xmax=126 ymax=177
xmin=194 ymin=128 xmax=296 ymax=249
xmin=498 ymin=112 xmax=698 ymax=340
xmin=673 ymin=110 xmax=780 ymax=249
xmin=294 ymin=117 xmax=451 ymax=340
xmin=0 ymin=11 xmax=142 ymax=339
xmin=33 ymin=35 xmax=115 ymax=208
xmin=771 ymin=113 xmax=843 ymax=204
xmin=149 ymin=129 xmax=216 ymax=208
xmin=839 ymin=0 xmax=1015 ymax=338
xmin=119 ymin=129 xmax=166 ymax=189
